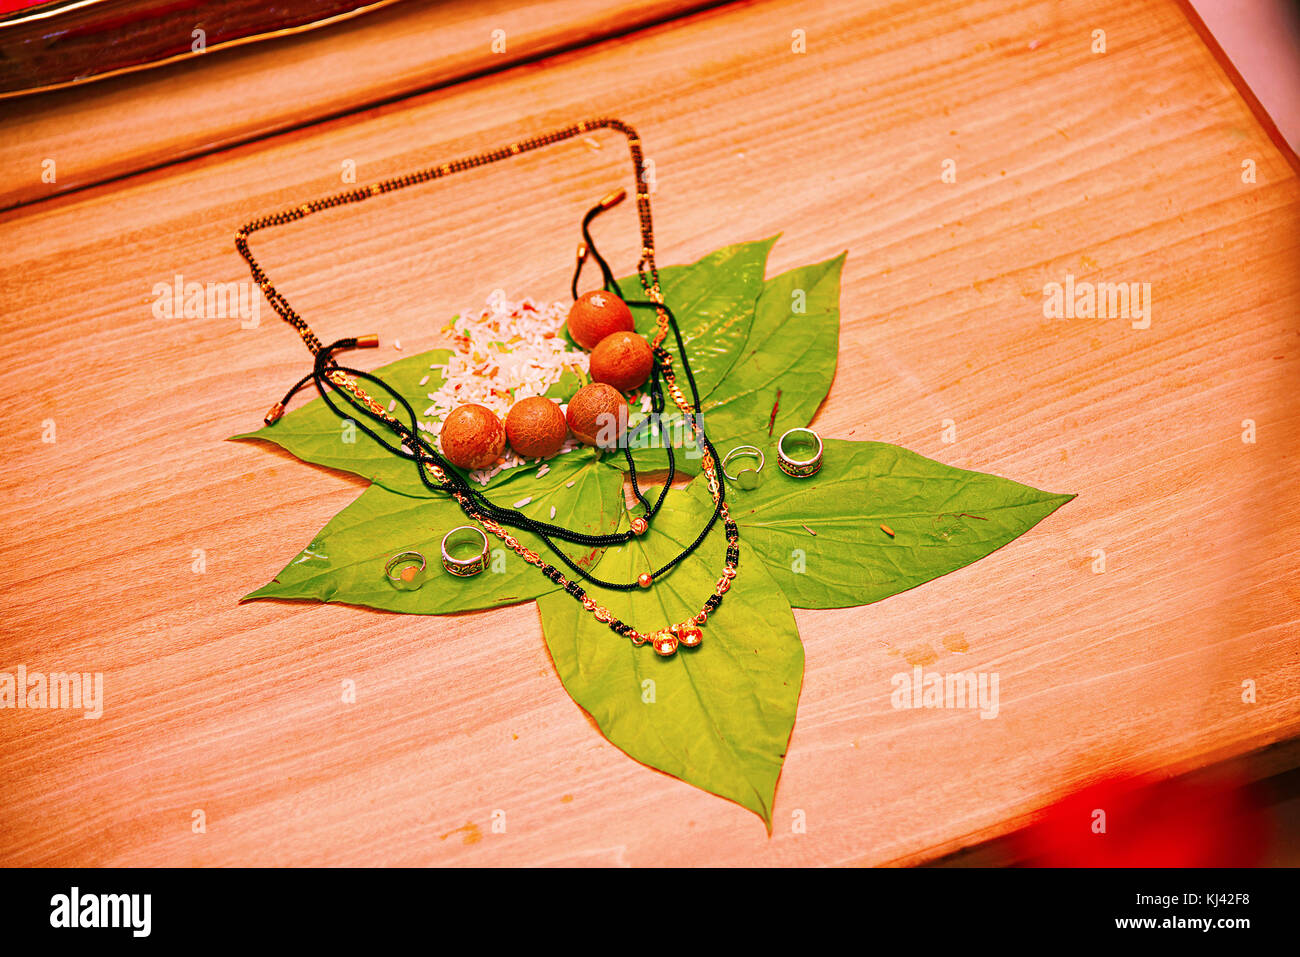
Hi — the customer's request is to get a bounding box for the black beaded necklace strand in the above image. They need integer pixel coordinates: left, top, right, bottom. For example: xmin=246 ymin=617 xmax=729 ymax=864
xmin=238 ymin=118 xmax=740 ymax=655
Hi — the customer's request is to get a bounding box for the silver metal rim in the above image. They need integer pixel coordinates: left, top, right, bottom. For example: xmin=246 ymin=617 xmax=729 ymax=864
xmin=384 ymin=550 xmax=427 ymax=584
xmin=722 ymin=444 xmax=765 ymax=482
xmin=441 ymin=525 xmax=489 ymax=574
xmin=777 ymin=428 xmax=823 ymax=467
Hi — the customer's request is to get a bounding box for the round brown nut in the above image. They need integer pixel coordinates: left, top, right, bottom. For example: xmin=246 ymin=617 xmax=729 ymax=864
xmin=565 ymin=382 xmax=628 ymax=448
xmin=439 ymin=404 xmax=506 ymax=469
xmin=566 ymin=290 xmax=635 ymax=350
xmin=589 ymin=331 xmax=654 ymax=392
xmin=505 ymin=396 xmax=568 ymax=459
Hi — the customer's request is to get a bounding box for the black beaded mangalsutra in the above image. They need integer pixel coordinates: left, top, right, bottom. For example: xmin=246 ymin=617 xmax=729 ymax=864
xmin=237 ymin=118 xmax=739 ymax=655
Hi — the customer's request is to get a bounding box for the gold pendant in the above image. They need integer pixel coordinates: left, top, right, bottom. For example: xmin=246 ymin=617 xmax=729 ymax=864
xmin=651 ymin=631 xmax=679 ymax=657
xmin=674 ymin=625 xmax=703 ymax=648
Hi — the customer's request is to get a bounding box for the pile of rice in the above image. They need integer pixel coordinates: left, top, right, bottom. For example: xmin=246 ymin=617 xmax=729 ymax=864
xmin=415 ymin=291 xmax=594 ymax=484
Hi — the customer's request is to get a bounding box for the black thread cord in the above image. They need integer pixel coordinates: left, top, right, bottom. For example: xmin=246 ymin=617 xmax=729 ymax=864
xmin=260 ymin=143 xmax=728 ymax=591
xmin=573 ymin=218 xmax=683 ymax=524
xmin=292 ymin=341 xmax=715 ymax=591
xmin=292 ymin=277 xmax=723 ymax=593
xmin=571 ymin=201 xmax=676 ymax=523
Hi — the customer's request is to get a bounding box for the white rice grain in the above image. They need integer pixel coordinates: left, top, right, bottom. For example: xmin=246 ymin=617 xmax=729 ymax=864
xmin=421 ymin=293 xmax=588 ymax=484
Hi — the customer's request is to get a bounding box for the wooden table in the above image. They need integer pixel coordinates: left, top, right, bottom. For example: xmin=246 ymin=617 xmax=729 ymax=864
xmin=1 ymin=0 xmax=1297 ymax=866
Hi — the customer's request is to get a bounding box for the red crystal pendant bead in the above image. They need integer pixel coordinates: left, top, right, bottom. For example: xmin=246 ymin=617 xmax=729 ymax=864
xmin=637 ymin=572 xmax=653 ymax=588
xmin=651 ymin=631 xmax=679 ymax=657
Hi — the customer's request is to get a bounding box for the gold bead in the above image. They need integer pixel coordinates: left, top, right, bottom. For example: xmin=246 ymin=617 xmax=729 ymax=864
xmin=630 ymin=517 xmax=648 ymax=535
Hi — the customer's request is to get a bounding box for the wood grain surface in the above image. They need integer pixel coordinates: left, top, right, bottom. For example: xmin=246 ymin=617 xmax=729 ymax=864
xmin=0 ymin=0 xmax=1297 ymax=866
xmin=0 ymin=0 xmax=720 ymax=211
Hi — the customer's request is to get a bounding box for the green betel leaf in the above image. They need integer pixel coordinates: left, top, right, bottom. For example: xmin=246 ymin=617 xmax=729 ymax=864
xmin=537 ymin=485 xmax=803 ymax=830
xmin=245 ymin=451 xmax=626 ymax=614
xmin=623 ymin=236 xmax=777 ymax=400
xmin=692 ymin=439 xmax=1074 ymax=609
xmin=230 ymin=349 xmax=455 ymax=497
xmin=613 ymin=244 xmax=843 ymax=476
xmin=544 ymin=365 xmax=588 ymax=401
xmin=701 ymin=253 xmax=844 ymax=448
xmin=611 ymin=237 xmax=778 ymax=476
xmin=232 ymin=234 xmax=1074 ymax=828
xmin=618 ymin=407 xmax=708 ymax=479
